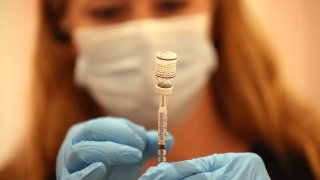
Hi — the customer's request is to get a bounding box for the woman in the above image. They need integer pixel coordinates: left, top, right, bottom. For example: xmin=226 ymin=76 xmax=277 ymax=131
xmin=1 ymin=0 xmax=320 ymax=179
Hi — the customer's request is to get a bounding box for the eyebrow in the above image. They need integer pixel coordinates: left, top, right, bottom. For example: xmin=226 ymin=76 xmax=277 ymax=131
xmin=80 ymin=0 xmax=128 ymax=6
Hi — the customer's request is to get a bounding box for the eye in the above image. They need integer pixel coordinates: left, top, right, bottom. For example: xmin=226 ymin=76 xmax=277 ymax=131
xmin=156 ymin=0 xmax=189 ymax=13
xmin=89 ymin=5 xmax=126 ymax=21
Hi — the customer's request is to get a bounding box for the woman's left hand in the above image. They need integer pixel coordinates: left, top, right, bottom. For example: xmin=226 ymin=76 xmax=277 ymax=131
xmin=139 ymin=153 xmax=270 ymax=180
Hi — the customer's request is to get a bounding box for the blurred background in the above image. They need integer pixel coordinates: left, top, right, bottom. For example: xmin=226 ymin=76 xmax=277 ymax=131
xmin=0 ymin=0 xmax=319 ymax=169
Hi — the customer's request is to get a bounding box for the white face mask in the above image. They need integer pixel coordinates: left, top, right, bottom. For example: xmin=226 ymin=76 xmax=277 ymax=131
xmin=73 ymin=13 xmax=218 ymax=129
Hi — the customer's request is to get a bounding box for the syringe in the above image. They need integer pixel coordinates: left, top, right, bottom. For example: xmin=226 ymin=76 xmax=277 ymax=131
xmin=157 ymin=94 xmax=167 ymax=162
xmin=155 ymin=51 xmax=177 ymax=163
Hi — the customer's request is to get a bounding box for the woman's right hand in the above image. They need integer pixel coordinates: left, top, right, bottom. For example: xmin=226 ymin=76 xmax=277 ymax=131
xmin=56 ymin=117 xmax=173 ymax=180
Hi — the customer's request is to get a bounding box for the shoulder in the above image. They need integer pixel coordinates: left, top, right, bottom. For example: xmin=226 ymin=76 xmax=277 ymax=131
xmin=252 ymin=144 xmax=315 ymax=180
xmin=0 ymin=155 xmax=28 ymax=179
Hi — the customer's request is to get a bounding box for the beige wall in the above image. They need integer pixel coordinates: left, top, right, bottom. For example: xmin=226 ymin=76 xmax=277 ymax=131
xmin=0 ymin=0 xmax=37 ymax=168
xmin=246 ymin=0 xmax=320 ymax=108
xmin=0 ymin=0 xmax=319 ymax=168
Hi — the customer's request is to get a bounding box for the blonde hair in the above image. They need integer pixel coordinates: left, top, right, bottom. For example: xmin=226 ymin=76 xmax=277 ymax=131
xmin=3 ymin=0 xmax=319 ymax=179
xmin=211 ymin=1 xmax=320 ymax=178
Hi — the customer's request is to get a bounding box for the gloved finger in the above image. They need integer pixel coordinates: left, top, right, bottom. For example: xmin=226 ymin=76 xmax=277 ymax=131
xmin=125 ymin=118 xmax=148 ymax=142
xmin=139 ymin=162 xmax=197 ymax=180
xmin=180 ymin=153 xmax=270 ymax=180
xmin=64 ymin=162 xmax=106 ymax=180
xmin=143 ymin=131 xmax=174 ymax=160
xmin=183 ymin=166 xmax=271 ymax=180
xmin=73 ymin=117 xmax=146 ymax=151
xmin=66 ymin=141 xmax=142 ymax=173
xmin=139 ymin=155 xmax=224 ymax=180
xmin=182 ymin=172 xmax=228 ymax=180
xmin=140 ymin=153 xmax=270 ymax=180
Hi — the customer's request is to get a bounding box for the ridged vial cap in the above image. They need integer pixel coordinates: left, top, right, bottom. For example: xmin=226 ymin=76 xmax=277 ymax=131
xmin=155 ymin=51 xmax=178 ymax=79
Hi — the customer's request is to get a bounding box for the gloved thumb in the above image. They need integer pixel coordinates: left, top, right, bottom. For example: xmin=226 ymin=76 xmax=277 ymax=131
xmin=66 ymin=162 xmax=106 ymax=180
xmin=142 ymin=130 xmax=174 ymax=160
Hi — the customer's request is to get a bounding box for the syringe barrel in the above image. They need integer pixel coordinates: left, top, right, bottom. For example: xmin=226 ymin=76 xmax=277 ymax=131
xmin=158 ymin=107 xmax=167 ymax=141
xmin=158 ymin=95 xmax=167 ymax=163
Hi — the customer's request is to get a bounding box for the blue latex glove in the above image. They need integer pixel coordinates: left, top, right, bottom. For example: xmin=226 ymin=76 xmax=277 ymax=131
xmin=139 ymin=153 xmax=270 ymax=180
xmin=56 ymin=117 xmax=174 ymax=180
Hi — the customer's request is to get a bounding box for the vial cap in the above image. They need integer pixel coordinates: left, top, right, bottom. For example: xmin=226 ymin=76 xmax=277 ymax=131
xmin=156 ymin=51 xmax=177 ymax=61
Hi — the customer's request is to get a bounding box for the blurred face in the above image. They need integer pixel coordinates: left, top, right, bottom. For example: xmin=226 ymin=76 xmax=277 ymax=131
xmin=70 ymin=0 xmax=217 ymax=126
xmin=64 ymin=0 xmax=214 ymax=32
